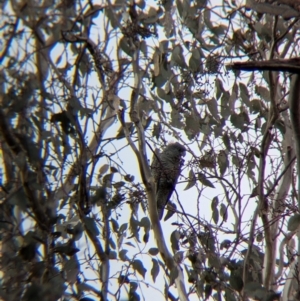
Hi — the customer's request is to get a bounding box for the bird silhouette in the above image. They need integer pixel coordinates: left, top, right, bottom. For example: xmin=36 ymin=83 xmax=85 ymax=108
xmin=151 ymin=142 xmax=186 ymax=220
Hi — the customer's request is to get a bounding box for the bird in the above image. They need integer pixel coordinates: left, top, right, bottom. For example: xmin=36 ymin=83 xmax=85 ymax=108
xmin=151 ymin=142 xmax=186 ymax=220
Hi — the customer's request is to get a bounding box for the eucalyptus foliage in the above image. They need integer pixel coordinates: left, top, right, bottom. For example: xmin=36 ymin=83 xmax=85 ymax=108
xmin=1 ymin=0 xmax=300 ymax=301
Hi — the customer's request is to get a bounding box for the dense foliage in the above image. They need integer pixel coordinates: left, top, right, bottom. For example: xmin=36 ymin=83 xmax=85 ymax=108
xmin=1 ymin=0 xmax=300 ymax=301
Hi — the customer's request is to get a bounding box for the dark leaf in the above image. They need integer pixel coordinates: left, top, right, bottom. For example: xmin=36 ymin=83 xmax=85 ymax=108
xmin=118 ymin=274 xmax=130 ymax=284
xmin=221 ymin=91 xmax=231 ymax=119
xmin=84 ymin=217 xmax=100 ymax=236
xmin=184 ymin=169 xmax=196 ymax=190
xmin=206 ymin=97 xmax=219 ymax=121
xmin=255 ymin=85 xmax=270 ymax=102
xmin=53 ymin=243 xmax=80 ymax=256
xmin=90 ymin=186 xmax=107 ymax=205
xmin=184 ymin=113 xmax=200 ymax=139
xmin=170 ymin=230 xmax=180 ymax=252
xmin=110 ymin=218 xmax=119 ymax=233
xmin=220 ymin=203 xmax=228 ymax=222
xmin=124 ymin=241 xmax=135 ymax=248
xmin=152 ymin=122 xmax=162 ymax=140
xmin=119 ymin=249 xmax=130 ymax=261
xmin=220 ymin=239 xmax=231 ymax=250
xmin=212 ymin=206 xmax=219 ymax=224
xmin=239 ymin=82 xmax=250 ymax=106
xmin=124 ymin=174 xmax=135 ymax=182
xmin=111 ymin=166 xmax=118 ymax=173
xmin=140 ymin=217 xmax=151 ymax=231
xmin=189 ymin=48 xmax=203 ymax=72
xmin=198 ymin=172 xmax=215 ymax=188
xmin=143 ymin=232 xmax=149 ymax=243
xmin=132 ymin=259 xmax=147 ymax=278
xmin=250 ymin=99 xmax=262 ymax=114
xmin=130 ymin=216 xmax=140 ymax=242
xmin=108 ymin=251 xmax=117 ymax=259
xmin=109 ymin=238 xmax=116 ymax=249
xmin=129 ymin=292 xmax=140 ymax=301
xmin=198 ymin=232 xmax=216 ymax=252
xmin=103 ymin=173 xmax=114 ymax=188
xmin=113 ymin=181 xmax=125 ymax=189
xmin=164 ymin=201 xmax=177 ymax=221
xmin=171 ymin=44 xmax=187 ymax=68
xmin=119 ymin=223 xmax=128 ymax=234
xmin=99 ymin=164 xmax=109 ymax=176
xmin=66 ymin=222 xmax=83 ymax=241
xmin=230 ymin=113 xmax=245 ymax=130
xmin=151 ymin=259 xmax=160 ymax=282
xmin=130 ymin=281 xmax=138 ymax=292
xmin=119 ymin=36 xmax=134 ymax=56
xmin=218 ymin=150 xmax=228 ymax=176
xmin=211 ymin=196 xmax=219 ymax=210
xmin=250 ymin=186 xmax=259 ymax=198
xmin=215 ymin=78 xmax=224 ymax=100
xmin=223 ymin=133 xmax=231 ymax=150
xmin=148 ymin=248 xmax=159 ymax=256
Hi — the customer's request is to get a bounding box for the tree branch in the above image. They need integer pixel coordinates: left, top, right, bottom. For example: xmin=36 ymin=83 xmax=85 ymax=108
xmin=0 ymin=103 xmax=50 ymax=231
xmin=228 ymin=58 xmax=300 ymax=73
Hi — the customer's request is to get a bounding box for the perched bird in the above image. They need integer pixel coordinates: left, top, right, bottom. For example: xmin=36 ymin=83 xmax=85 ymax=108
xmin=151 ymin=142 xmax=186 ymax=220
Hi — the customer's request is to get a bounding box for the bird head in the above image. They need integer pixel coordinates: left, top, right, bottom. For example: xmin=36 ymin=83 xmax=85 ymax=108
xmin=166 ymin=142 xmax=186 ymax=158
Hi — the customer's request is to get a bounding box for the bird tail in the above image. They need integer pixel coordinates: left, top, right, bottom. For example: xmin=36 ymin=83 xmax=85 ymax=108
xmin=157 ymin=208 xmax=164 ymax=220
